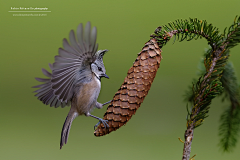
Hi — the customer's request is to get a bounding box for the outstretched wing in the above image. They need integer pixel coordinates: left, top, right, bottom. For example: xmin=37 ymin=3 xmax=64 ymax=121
xmin=51 ymin=22 xmax=98 ymax=103
xmin=33 ymin=22 xmax=98 ymax=107
xmin=33 ymin=64 xmax=70 ymax=108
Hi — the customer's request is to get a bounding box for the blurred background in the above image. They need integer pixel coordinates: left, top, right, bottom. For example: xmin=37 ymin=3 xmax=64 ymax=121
xmin=1 ymin=0 xmax=240 ymax=159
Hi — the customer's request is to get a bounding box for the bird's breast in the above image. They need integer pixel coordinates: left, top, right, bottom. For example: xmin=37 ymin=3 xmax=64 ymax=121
xmin=75 ymin=76 xmax=101 ymax=114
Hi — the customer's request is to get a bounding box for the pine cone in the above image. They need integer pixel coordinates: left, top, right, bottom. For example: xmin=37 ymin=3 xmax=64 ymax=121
xmin=94 ymin=38 xmax=163 ymax=136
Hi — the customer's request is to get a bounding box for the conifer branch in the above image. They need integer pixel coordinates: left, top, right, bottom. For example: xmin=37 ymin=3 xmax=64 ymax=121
xmin=151 ymin=16 xmax=240 ymax=160
xmin=219 ymin=62 xmax=240 ymax=152
xmin=219 ymin=106 xmax=240 ymax=152
xmin=181 ymin=46 xmax=226 ymax=160
xmin=185 ymin=60 xmax=240 ymax=152
xmin=222 ymin=16 xmax=240 ymax=49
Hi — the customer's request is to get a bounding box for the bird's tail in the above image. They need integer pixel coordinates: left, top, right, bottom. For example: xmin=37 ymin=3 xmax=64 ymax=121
xmin=60 ymin=111 xmax=78 ymax=149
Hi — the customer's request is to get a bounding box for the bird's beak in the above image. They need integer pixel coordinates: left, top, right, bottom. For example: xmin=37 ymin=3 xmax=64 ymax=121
xmin=103 ymin=74 xmax=109 ymax=79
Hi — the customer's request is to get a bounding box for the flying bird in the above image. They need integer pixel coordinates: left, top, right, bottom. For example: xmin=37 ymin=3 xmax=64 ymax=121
xmin=33 ymin=22 xmax=111 ymax=149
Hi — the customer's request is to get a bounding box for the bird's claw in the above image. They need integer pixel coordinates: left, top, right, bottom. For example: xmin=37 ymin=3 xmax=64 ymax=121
xmin=94 ymin=119 xmax=109 ymax=130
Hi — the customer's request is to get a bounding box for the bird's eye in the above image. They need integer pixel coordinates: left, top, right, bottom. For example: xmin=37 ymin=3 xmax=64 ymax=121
xmin=98 ymin=67 xmax=102 ymax=71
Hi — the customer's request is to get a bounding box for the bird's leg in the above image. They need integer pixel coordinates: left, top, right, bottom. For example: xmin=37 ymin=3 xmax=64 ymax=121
xmin=86 ymin=112 xmax=109 ymax=130
xmin=95 ymin=100 xmax=111 ymax=109
xmin=102 ymin=100 xmax=111 ymax=106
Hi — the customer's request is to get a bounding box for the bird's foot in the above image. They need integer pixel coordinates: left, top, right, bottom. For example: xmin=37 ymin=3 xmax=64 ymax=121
xmin=94 ymin=119 xmax=109 ymax=130
xmin=88 ymin=113 xmax=109 ymax=130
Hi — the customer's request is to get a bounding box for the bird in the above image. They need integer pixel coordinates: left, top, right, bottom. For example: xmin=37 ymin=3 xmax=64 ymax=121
xmin=32 ymin=22 xmax=111 ymax=149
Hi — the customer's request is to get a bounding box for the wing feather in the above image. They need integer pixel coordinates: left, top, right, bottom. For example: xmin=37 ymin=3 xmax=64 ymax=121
xmin=54 ymin=55 xmax=80 ymax=64
xmin=53 ymin=73 xmax=75 ymax=97
xmin=44 ymin=92 xmax=55 ymax=105
xmin=50 ymin=97 xmax=58 ymax=107
xmin=93 ymin=43 xmax=98 ymax=54
xmin=53 ymin=62 xmax=80 ymax=70
xmin=33 ymin=65 xmax=69 ymax=108
xmin=42 ymin=68 xmax=51 ymax=77
xmin=69 ymin=30 xmax=82 ymax=53
xmin=41 ymin=90 xmax=53 ymax=102
xmin=52 ymin=66 xmax=77 ymax=77
xmin=90 ymin=27 xmax=97 ymax=52
xmin=35 ymin=85 xmax=51 ymax=96
xmin=56 ymin=101 xmax=61 ymax=108
xmin=52 ymin=68 xmax=76 ymax=80
xmin=49 ymin=63 xmax=53 ymax=70
xmin=32 ymin=83 xmax=46 ymax=88
xmin=76 ymin=23 xmax=86 ymax=53
xmin=62 ymin=79 xmax=75 ymax=101
xmin=58 ymin=48 xmax=79 ymax=59
xmin=35 ymin=77 xmax=49 ymax=82
xmin=62 ymin=39 xmax=79 ymax=56
xmin=84 ymin=22 xmax=91 ymax=53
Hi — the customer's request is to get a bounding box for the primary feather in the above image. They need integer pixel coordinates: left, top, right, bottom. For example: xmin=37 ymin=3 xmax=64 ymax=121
xmin=33 ymin=64 xmax=69 ymax=108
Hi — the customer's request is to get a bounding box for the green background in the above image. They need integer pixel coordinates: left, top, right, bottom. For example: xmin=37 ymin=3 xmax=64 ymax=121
xmin=1 ymin=0 xmax=240 ymax=159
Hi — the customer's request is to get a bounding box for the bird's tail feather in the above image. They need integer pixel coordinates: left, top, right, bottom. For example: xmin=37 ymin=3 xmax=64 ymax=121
xmin=60 ymin=111 xmax=78 ymax=149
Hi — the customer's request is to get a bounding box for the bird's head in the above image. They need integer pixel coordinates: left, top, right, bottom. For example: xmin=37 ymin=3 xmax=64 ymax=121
xmin=91 ymin=50 xmax=109 ymax=80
